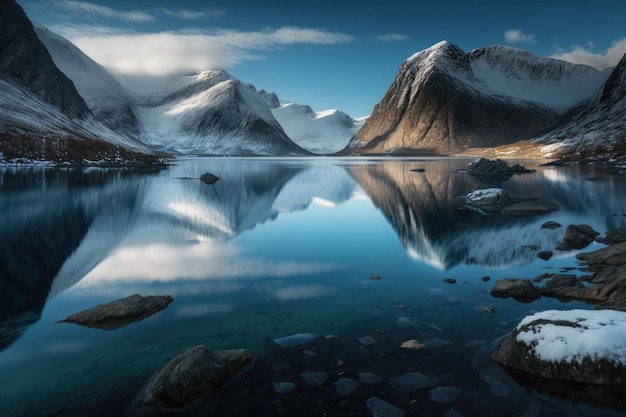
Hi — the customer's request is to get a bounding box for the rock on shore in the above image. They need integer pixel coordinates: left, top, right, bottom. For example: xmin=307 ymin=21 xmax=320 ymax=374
xmin=131 ymin=345 xmax=253 ymax=411
xmin=58 ymin=294 xmax=173 ymax=330
xmin=492 ymin=309 xmax=626 ymax=385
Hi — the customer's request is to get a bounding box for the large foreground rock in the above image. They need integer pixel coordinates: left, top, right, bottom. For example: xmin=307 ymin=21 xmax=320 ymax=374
xmin=58 ymin=294 xmax=173 ymax=330
xmin=493 ymin=309 xmax=626 ymax=385
xmin=134 ymin=345 xmax=253 ymax=410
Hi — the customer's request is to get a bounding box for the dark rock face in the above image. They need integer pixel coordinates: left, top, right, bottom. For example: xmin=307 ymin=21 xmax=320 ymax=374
xmin=348 ymin=42 xmax=560 ymax=155
xmin=0 ymin=0 xmax=89 ymax=118
xmin=490 ymin=278 xmax=540 ymax=301
xmin=492 ymin=319 xmax=626 ymax=385
xmin=468 ymin=158 xmax=535 ymax=175
xmin=59 ymin=294 xmax=173 ymax=330
xmin=541 ymin=221 xmax=562 ymax=230
xmin=136 ymin=345 xmax=253 ymax=409
xmin=537 ymin=250 xmax=553 ymax=261
xmin=556 ymin=224 xmax=600 ymax=250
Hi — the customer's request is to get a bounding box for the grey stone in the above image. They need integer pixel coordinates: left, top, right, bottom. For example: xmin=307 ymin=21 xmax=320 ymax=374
xmin=430 ymin=386 xmax=462 ymax=404
xmin=335 ymin=378 xmax=358 ymax=396
xmin=58 ymin=294 xmax=173 ymax=330
xmin=390 ymin=372 xmax=438 ymax=392
xmin=137 ymin=345 xmax=253 ymax=408
xmin=273 ymin=382 xmax=295 ymax=394
xmin=537 ymin=250 xmax=553 ymax=261
xmin=541 ymin=221 xmax=562 ymax=230
xmin=366 ymin=396 xmax=405 ymax=417
xmin=300 ymin=371 xmax=327 ymax=386
xmin=490 ymin=279 xmax=540 ymax=301
xmin=557 ymin=224 xmax=600 ymax=250
xmin=359 ymin=372 xmax=383 ymax=384
xmin=273 ymin=333 xmax=320 ymax=348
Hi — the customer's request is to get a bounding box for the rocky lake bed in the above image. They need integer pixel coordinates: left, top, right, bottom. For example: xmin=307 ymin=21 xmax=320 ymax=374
xmin=2 ymin=157 xmax=626 ymax=417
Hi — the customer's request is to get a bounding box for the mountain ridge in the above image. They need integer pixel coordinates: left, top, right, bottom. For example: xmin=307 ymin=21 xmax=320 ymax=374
xmin=348 ymin=40 xmax=620 ymax=156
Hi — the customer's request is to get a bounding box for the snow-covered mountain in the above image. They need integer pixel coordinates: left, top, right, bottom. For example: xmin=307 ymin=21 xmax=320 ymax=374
xmin=348 ymin=41 xmax=615 ymax=155
xmin=271 ymin=102 xmax=366 ymax=154
xmin=34 ymin=25 xmax=141 ymax=138
xmin=136 ymin=71 xmax=309 ymax=155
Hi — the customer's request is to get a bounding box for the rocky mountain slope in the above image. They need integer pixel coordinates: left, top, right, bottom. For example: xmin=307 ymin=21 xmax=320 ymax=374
xmin=0 ymin=0 xmax=88 ymax=119
xmin=347 ymin=41 xmax=615 ymax=155
xmin=538 ymin=53 xmax=626 ymax=157
xmin=34 ymin=25 xmax=141 ymax=138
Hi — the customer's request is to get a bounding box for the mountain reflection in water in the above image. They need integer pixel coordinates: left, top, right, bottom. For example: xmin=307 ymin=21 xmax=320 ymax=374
xmin=1 ymin=158 xmax=626 ymax=417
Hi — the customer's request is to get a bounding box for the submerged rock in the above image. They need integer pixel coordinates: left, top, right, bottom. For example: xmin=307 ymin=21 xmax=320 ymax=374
xmin=335 ymin=377 xmax=359 ymax=395
xmin=133 ymin=345 xmax=253 ymax=410
xmin=273 ymin=333 xmax=320 ymax=348
xmin=359 ymin=372 xmax=383 ymax=384
xmin=58 ymin=294 xmax=173 ymax=330
xmin=541 ymin=221 xmax=562 ymax=230
xmin=400 ymin=339 xmax=426 ymax=350
xmin=390 ymin=372 xmax=438 ymax=392
xmin=273 ymin=382 xmax=295 ymax=394
xmin=359 ymin=336 xmax=376 ymax=345
xmin=430 ymin=386 xmax=462 ymax=404
xmin=366 ymin=396 xmax=405 ymax=417
xmin=200 ymin=172 xmax=220 ymax=184
xmin=300 ymin=371 xmax=327 ymax=386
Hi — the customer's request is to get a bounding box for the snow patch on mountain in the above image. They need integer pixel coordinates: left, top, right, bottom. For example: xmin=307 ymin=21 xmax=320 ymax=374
xmin=135 ymin=71 xmax=305 ymax=155
xmin=405 ymin=41 xmax=611 ymax=112
xmin=34 ymin=25 xmax=141 ymax=137
xmin=271 ymin=102 xmax=366 ymax=154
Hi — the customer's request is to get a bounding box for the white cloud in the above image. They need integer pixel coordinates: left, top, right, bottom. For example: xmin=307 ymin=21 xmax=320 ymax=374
xmin=504 ymin=29 xmax=536 ymax=44
xmin=160 ymin=8 xmax=225 ymax=20
xmin=551 ymin=37 xmax=626 ymax=70
xmin=56 ymin=26 xmax=355 ymax=77
xmin=55 ymin=0 xmax=155 ymax=22
xmin=376 ymin=33 xmax=410 ymax=42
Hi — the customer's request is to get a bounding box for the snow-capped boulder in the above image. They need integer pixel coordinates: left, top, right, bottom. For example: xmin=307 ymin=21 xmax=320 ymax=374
xmin=492 ymin=309 xmax=626 ymax=385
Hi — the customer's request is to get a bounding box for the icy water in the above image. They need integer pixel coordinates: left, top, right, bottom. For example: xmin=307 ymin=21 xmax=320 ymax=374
xmin=1 ymin=157 xmax=626 ymax=417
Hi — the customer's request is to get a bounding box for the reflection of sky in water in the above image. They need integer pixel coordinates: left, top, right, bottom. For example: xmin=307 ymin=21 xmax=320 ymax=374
xmin=2 ymin=158 xmax=626 ymax=417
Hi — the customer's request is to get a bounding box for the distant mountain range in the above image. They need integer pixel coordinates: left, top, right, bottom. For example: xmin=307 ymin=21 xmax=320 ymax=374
xmin=1 ymin=0 xmax=625 ymax=162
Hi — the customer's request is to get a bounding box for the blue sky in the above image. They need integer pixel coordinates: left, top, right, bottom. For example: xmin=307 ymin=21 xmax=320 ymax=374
xmin=20 ymin=0 xmax=626 ymax=117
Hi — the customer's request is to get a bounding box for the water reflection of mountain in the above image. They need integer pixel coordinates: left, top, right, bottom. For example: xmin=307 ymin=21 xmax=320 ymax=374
xmin=350 ymin=161 xmax=626 ymax=269
xmin=141 ymin=161 xmax=357 ymax=241
xmin=0 ymin=169 xmax=148 ymax=350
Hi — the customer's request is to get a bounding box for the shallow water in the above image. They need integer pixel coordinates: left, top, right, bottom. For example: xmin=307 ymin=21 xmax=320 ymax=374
xmin=1 ymin=157 xmax=626 ymax=417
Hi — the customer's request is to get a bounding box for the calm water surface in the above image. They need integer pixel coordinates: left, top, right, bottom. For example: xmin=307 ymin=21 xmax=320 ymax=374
xmin=1 ymin=157 xmax=626 ymax=417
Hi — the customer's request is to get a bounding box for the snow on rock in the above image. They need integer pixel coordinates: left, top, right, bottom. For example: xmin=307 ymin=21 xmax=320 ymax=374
xmin=271 ymin=102 xmax=366 ymax=154
xmin=492 ymin=308 xmax=626 ymax=385
xmin=465 ymin=188 xmax=503 ymax=203
xmin=515 ymin=309 xmax=626 ymax=365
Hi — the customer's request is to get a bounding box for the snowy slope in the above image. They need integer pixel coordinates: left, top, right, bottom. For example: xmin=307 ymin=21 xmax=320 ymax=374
xmin=271 ymin=102 xmax=366 ymax=154
xmin=136 ymin=71 xmax=308 ymax=155
xmin=537 ymin=53 xmax=626 ymax=154
xmin=404 ymin=41 xmax=610 ymax=112
xmin=35 ymin=25 xmax=141 ymax=137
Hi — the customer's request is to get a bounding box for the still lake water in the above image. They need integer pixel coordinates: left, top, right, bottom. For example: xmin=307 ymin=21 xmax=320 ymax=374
xmin=1 ymin=157 xmax=626 ymax=417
